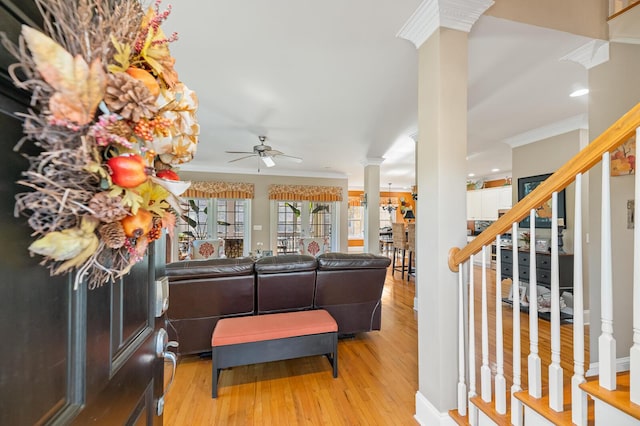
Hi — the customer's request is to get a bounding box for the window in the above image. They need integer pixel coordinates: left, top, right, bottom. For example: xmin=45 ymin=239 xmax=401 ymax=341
xmin=177 ymin=198 xmax=250 ymax=259
xmin=348 ymin=205 xmax=364 ymax=239
xmin=275 ymin=201 xmax=335 ymax=254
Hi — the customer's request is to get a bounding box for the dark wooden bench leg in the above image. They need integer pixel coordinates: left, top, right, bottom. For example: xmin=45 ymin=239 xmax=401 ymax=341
xmin=332 ymin=333 xmax=338 ymax=378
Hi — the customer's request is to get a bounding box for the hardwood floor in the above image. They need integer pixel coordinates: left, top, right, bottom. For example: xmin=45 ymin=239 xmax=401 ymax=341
xmin=164 ymin=269 xmax=419 ymax=425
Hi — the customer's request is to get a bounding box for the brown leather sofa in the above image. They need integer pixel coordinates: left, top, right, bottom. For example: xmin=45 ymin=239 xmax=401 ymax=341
xmin=165 ymin=253 xmax=391 ymax=355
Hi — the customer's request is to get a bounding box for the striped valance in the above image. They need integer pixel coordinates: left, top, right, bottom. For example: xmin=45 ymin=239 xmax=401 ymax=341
xmin=269 ymin=184 xmax=343 ymax=202
xmin=183 ymin=181 xmax=254 ymax=199
xmin=348 ymin=196 xmax=361 ymax=207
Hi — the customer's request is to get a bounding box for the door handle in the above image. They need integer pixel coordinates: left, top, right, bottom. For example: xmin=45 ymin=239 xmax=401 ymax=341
xmin=155 ymin=328 xmax=179 ymax=416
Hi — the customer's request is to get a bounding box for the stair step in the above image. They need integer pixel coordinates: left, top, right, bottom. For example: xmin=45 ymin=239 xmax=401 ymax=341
xmin=580 ymin=371 xmax=640 ymax=421
xmin=469 ymin=394 xmax=512 ymax=426
xmin=514 ymin=385 xmax=594 ymax=426
xmin=447 ymin=408 xmax=468 ymax=425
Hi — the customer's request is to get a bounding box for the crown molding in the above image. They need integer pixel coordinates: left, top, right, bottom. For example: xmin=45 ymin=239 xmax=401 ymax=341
xmin=361 ymin=157 xmax=385 ymax=167
xmin=178 ymin=163 xmax=349 ymax=180
xmin=560 ymin=39 xmax=609 ymax=69
xmin=397 ymin=0 xmax=494 ymax=49
xmin=503 ymin=113 xmax=588 ymax=148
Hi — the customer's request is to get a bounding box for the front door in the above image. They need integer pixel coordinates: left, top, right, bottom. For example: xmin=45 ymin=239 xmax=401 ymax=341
xmin=0 ymin=2 xmax=167 ymax=424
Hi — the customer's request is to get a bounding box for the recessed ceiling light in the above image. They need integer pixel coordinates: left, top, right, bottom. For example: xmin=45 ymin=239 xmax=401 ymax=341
xmin=468 ymin=173 xmax=475 ymax=177
xmin=570 ymin=88 xmax=589 ymax=97
xmin=491 ymin=168 xmax=500 ymax=173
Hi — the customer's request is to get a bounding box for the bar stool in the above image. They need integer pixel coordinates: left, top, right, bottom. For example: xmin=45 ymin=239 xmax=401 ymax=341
xmin=406 ymin=223 xmax=416 ymax=279
xmin=392 ymin=222 xmax=408 ymax=279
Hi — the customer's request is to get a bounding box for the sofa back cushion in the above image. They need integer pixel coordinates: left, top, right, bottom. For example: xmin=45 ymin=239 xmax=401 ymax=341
xmin=255 ymin=254 xmax=317 ymax=314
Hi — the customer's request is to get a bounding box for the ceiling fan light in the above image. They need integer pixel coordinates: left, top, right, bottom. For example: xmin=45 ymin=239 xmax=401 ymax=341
xmin=261 ymin=155 xmax=276 ymax=167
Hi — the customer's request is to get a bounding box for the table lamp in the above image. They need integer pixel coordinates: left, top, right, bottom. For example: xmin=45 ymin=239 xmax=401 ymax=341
xmin=403 ymin=209 xmax=415 ymax=222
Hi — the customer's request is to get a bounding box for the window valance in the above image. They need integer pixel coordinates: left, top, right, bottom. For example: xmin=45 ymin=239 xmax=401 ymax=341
xmin=183 ymin=181 xmax=254 ymax=199
xmin=268 ymin=184 xmax=343 ymax=202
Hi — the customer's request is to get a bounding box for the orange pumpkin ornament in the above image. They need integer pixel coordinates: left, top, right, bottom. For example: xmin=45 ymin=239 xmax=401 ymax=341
xmin=126 ymin=67 xmax=160 ymax=98
xmin=121 ymin=209 xmax=153 ymax=238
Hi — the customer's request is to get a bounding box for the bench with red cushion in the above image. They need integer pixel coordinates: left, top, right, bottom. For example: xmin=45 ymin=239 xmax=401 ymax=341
xmin=210 ymin=309 xmax=338 ymax=398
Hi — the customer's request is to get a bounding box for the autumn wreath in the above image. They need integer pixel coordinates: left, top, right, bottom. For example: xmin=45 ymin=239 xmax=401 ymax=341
xmin=1 ymin=0 xmax=198 ymax=289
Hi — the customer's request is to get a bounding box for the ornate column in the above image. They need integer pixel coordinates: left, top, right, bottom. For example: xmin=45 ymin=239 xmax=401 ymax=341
xmin=397 ymin=0 xmax=493 ymax=423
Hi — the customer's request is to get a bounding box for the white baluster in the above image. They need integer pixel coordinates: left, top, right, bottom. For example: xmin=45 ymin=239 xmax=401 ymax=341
xmin=469 ymin=256 xmax=478 ymax=425
xmin=458 ymin=268 xmax=467 ymax=416
xmin=511 ymin=223 xmax=523 ymax=426
xmin=549 ymin=191 xmax=564 ymax=411
xmin=481 ymin=246 xmax=492 ymax=402
xmin=632 ymin=127 xmax=640 ymax=404
xmin=495 ymin=235 xmax=506 ymax=414
xmin=600 ymin=151 xmax=617 ymax=391
xmin=572 ymin=173 xmax=588 ymax=425
xmin=528 ymin=209 xmax=542 ymax=399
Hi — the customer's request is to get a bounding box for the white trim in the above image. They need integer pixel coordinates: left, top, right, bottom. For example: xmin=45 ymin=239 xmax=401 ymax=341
xmin=560 ymin=39 xmax=610 ymax=70
xmin=361 ymin=157 xmax=385 ymax=167
xmin=586 ymin=356 xmax=630 ymax=377
xmin=414 ymin=391 xmax=457 ymax=426
xmin=502 ymin=114 xmax=588 ymax=148
xmin=397 ymin=0 xmax=494 ymax=49
xmin=583 ymin=309 xmax=590 ymax=325
xmin=414 ymin=297 xmax=419 ymax=311
xmin=178 ymin=162 xmax=348 ymax=179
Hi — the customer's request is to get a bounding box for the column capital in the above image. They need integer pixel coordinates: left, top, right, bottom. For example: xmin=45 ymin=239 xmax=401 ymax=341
xmin=397 ymin=0 xmax=494 ymax=49
xmin=361 ymin=157 xmax=385 ymax=167
xmin=560 ymin=39 xmax=609 ymax=70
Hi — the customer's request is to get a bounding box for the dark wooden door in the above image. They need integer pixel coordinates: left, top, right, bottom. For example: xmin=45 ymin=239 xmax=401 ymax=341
xmin=0 ymin=2 xmax=167 ymax=424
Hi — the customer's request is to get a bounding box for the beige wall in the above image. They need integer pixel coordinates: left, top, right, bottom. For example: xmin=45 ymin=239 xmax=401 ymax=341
xmin=179 ymin=171 xmax=349 ymax=255
xmin=587 ymin=42 xmax=640 ymax=362
xmin=512 ymin=129 xmax=582 ymax=253
xmin=486 ymin=0 xmax=608 ymax=40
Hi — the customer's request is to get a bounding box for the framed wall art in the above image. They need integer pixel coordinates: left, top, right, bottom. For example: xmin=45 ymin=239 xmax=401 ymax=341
xmin=518 ymin=173 xmax=566 ymax=229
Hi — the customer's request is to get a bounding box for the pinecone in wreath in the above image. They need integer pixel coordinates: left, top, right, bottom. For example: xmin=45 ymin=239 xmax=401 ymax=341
xmin=104 ymin=73 xmax=158 ymax=122
xmin=99 ymin=221 xmax=127 ymax=249
xmin=89 ymin=192 xmax=129 ymax=223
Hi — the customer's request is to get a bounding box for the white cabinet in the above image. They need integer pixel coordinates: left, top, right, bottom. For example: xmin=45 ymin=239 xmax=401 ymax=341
xmin=467 ymin=186 xmax=512 ymax=220
xmin=467 ymin=190 xmax=482 ymax=220
xmin=497 ymin=186 xmax=512 ymax=210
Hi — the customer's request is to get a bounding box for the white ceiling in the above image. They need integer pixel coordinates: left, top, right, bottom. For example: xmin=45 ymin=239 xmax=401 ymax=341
xmin=167 ymin=1 xmax=593 ymax=192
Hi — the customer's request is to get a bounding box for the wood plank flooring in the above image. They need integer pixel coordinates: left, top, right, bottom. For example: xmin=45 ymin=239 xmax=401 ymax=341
xmin=164 ymin=269 xmax=419 ymax=425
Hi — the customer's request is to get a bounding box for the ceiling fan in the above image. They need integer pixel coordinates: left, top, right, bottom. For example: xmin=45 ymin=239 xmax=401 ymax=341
xmin=226 ymin=136 xmax=302 ymax=168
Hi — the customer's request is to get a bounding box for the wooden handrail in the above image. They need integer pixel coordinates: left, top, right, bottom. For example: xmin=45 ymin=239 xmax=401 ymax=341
xmin=448 ymin=102 xmax=640 ymax=272
xmin=608 ymin=0 xmax=640 ymax=21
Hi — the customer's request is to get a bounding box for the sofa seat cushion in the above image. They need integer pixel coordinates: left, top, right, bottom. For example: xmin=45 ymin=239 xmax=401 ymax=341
xmin=166 ymin=257 xmax=254 ymax=281
xmin=211 ymin=309 xmax=337 ymax=347
xmin=317 ymin=253 xmax=391 ymax=270
xmin=254 ymin=254 xmax=316 ymax=273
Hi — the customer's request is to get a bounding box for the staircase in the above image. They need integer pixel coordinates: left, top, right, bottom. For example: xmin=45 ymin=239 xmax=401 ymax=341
xmin=446 ymin=99 xmax=640 ymax=425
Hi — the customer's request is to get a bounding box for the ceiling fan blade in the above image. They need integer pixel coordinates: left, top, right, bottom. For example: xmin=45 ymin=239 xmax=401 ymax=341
xmin=277 ymin=154 xmax=303 ymax=163
xmin=265 ymin=149 xmax=283 ymax=156
xmin=228 ymin=154 xmax=256 ymax=163
xmin=225 ymin=150 xmax=254 ymax=154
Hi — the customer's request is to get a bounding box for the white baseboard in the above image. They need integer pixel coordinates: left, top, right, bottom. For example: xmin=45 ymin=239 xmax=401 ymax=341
xmin=414 ymin=391 xmax=456 ymax=426
xmin=586 ymin=356 xmax=630 ymax=377
xmin=414 ymin=297 xmax=418 ymax=311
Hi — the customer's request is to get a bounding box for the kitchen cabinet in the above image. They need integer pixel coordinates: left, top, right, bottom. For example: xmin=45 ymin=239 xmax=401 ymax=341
xmin=467 ymin=186 xmax=512 ymax=220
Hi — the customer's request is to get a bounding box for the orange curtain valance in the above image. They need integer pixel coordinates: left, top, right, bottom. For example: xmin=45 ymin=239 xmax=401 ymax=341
xmin=268 ymin=184 xmax=343 ymax=202
xmin=348 ymin=196 xmax=361 ymax=207
xmin=183 ymin=181 xmax=255 ymax=199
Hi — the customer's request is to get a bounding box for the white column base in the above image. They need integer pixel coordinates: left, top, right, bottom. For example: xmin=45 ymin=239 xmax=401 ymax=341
xmin=494 ymin=375 xmax=506 ymax=415
xmin=510 ymin=389 xmax=523 ymax=426
xmin=630 ymin=344 xmax=640 ymax=404
xmin=527 ymin=354 xmax=542 ymax=398
xmin=481 ymin=365 xmax=492 ymax=402
xmin=414 ymin=391 xmax=456 ymax=426
xmin=571 ymin=375 xmax=588 ymax=426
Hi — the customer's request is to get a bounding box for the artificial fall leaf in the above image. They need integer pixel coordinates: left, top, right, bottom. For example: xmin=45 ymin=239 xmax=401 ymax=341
xmin=137 ymin=181 xmax=170 ymax=216
xmin=162 ymin=211 xmax=177 ymax=239
xmin=109 ymin=185 xmax=143 ymax=214
xmin=139 ymin=8 xmax=178 ymax=88
xmin=22 ymin=25 xmax=106 ymax=126
xmin=108 ymin=35 xmax=132 ymax=73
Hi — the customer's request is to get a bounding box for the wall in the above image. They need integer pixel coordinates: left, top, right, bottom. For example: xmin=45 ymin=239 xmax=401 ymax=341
xmin=486 ymin=0 xmax=608 ymax=40
xmin=512 ymin=129 xmax=582 ymax=254
xmin=587 ymin=42 xmax=640 ymax=362
xmin=179 ymin=171 xmax=349 ymax=254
